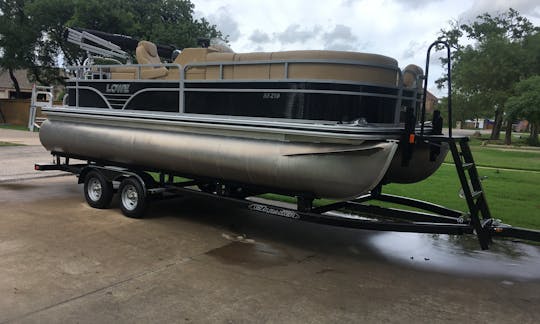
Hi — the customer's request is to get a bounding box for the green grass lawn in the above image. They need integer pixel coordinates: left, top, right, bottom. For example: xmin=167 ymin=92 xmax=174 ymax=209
xmin=385 ymin=141 xmax=539 ymax=229
xmin=382 ymin=164 xmax=540 ymax=229
xmin=464 ymin=149 xmax=540 ymax=171
xmin=466 ymin=132 xmax=540 ymax=147
xmin=0 ymin=141 xmax=23 ymax=146
xmin=0 ymin=124 xmax=38 ymax=132
xmin=449 ymin=137 xmax=540 ymax=171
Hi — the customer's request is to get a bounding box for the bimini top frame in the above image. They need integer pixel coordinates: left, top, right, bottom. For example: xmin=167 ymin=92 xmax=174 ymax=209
xmin=66 ymin=28 xmax=130 ymax=63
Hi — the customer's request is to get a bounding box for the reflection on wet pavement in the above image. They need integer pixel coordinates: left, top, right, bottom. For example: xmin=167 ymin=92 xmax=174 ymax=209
xmin=368 ymin=231 xmax=540 ymax=280
xmin=171 ymin=197 xmax=540 ymax=281
xmin=207 ymin=241 xmax=293 ymax=269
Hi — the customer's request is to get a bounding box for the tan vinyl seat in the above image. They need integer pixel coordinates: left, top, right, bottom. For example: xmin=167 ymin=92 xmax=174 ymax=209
xmin=134 ymin=44 xmax=400 ymax=86
xmin=402 ymin=64 xmax=424 ymax=89
xmin=171 ymin=48 xmax=218 ymax=80
xmin=109 ymin=66 xmax=137 ymax=79
xmin=91 ymin=64 xmax=136 ymax=80
xmin=136 ymin=41 xmax=168 ymax=79
xmin=110 ymin=71 xmax=136 ymax=79
xmin=174 ymin=48 xmax=399 ymax=86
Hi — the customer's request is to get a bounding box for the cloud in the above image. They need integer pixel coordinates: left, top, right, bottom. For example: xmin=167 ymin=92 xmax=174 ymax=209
xmin=322 ymin=24 xmax=360 ymax=51
xmin=402 ymin=43 xmax=417 ymax=60
xmin=189 ymin=0 xmax=540 ymax=97
xmin=401 ymin=40 xmax=429 ymax=60
xmin=275 ymin=24 xmax=321 ymax=44
xmin=341 ymin=0 xmax=358 ymax=6
xmin=459 ymin=0 xmax=540 ymax=22
xmin=208 ymin=6 xmax=241 ymax=42
xmin=394 ymin=0 xmax=444 ymax=9
xmin=249 ymin=30 xmax=271 ymax=43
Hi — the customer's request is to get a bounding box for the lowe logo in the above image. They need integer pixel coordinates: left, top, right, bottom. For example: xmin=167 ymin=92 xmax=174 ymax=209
xmin=248 ymin=204 xmax=300 ymax=219
xmin=105 ymin=84 xmax=130 ymax=94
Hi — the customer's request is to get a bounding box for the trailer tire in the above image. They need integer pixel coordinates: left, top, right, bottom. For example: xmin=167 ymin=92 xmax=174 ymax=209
xmin=119 ymin=177 xmax=147 ymax=218
xmin=84 ymin=170 xmax=113 ymax=209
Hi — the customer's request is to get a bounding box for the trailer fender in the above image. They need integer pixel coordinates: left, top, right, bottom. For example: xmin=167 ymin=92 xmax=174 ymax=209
xmin=77 ymin=166 xmax=149 ymax=197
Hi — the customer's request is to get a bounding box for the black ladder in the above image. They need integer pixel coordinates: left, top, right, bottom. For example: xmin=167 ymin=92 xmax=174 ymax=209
xmin=419 ymin=41 xmax=494 ymax=249
xmin=426 ymin=136 xmax=493 ymax=249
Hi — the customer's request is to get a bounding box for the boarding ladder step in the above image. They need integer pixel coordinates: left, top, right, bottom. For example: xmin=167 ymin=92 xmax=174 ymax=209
xmin=450 ymin=137 xmax=493 ymax=249
xmin=34 ymin=117 xmax=47 ymax=129
xmin=423 ymin=135 xmax=493 ymax=249
xmin=471 ymin=190 xmax=483 ymax=200
xmin=462 ymin=162 xmax=474 ymax=170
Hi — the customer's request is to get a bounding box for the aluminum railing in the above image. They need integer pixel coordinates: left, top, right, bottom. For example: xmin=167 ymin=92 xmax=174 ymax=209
xmin=28 ymin=84 xmax=54 ymax=131
xmin=61 ymin=58 xmax=423 ymax=125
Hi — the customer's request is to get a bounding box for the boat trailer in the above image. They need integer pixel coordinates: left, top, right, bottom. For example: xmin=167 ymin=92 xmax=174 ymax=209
xmin=35 ymin=137 xmax=540 ymax=251
xmin=34 ymin=40 xmax=540 ymax=250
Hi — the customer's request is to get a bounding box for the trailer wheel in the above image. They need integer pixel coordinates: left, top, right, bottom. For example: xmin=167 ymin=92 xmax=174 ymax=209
xmin=119 ymin=177 xmax=147 ymax=218
xmin=84 ymin=170 xmax=113 ymax=209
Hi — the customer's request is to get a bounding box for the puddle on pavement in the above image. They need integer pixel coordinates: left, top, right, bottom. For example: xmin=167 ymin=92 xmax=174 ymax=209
xmin=368 ymin=231 xmax=540 ymax=280
xmin=206 ymin=241 xmax=293 ymax=269
xmin=0 ymin=177 xmax=80 ymax=203
xmin=196 ymin=204 xmax=540 ymax=279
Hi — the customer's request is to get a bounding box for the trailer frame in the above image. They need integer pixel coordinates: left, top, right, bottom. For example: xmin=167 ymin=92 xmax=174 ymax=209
xmin=35 ymin=152 xmax=540 ymax=250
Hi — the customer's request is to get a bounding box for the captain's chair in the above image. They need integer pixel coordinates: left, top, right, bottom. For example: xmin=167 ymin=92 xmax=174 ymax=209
xmin=136 ymin=41 xmax=168 ymax=79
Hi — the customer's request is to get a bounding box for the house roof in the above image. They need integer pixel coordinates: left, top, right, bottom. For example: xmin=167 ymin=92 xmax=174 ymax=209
xmin=0 ymin=69 xmax=33 ymax=91
xmin=425 ymin=90 xmax=438 ymax=102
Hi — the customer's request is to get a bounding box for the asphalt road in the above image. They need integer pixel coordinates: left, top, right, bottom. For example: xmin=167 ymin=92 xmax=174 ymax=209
xmin=1 ymin=129 xmax=540 ymax=323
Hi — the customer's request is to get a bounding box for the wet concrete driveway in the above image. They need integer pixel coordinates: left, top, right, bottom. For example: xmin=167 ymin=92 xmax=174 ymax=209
xmin=1 ymin=176 xmax=540 ymax=323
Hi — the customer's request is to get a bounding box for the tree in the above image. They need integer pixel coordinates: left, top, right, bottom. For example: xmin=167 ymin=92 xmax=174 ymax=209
xmin=522 ymin=32 xmax=540 ymax=75
xmin=505 ymin=76 xmax=540 ymax=146
xmin=60 ymin=0 xmax=222 ymax=63
xmin=0 ymin=0 xmax=222 ymax=92
xmin=453 ymin=34 xmax=527 ymax=142
xmin=437 ymin=9 xmax=539 ymax=142
xmin=125 ymin=0 xmax=222 ymax=49
xmin=439 ymin=92 xmax=485 ymax=128
xmin=0 ymin=0 xmax=41 ymax=98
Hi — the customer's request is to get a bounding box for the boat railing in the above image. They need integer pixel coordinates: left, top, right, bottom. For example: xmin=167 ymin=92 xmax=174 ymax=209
xmin=28 ymin=84 xmax=55 ymax=131
xmin=65 ymin=63 xmax=183 ymax=110
xmin=62 ymin=58 xmax=423 ymax=126
xmin=66 ymin=63 xmax=183 ymax=81
xmin=182 ymin=58 xmax=415 ymax=121
xmin=66 ymin=59 xmax=402 ymax=84
xmin=183 ymin=58 xmax=402 ymax=81
xmin=421 ymin=41 xmax=452 ymax=138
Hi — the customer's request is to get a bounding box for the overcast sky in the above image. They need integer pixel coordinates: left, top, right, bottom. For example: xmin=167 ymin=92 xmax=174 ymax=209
xmin=191 ymin=0 xmax=540 ymax=96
